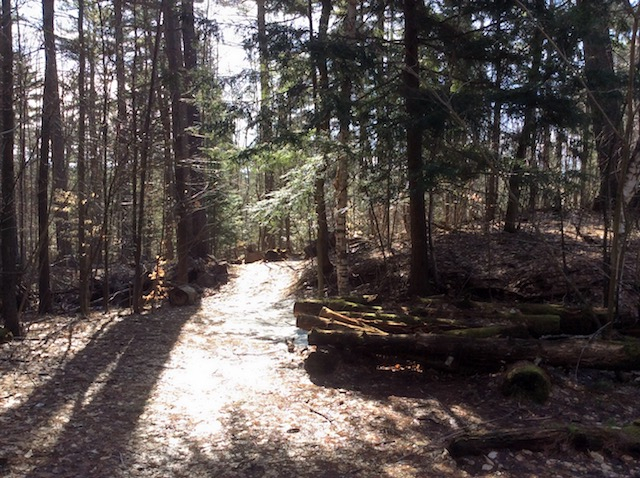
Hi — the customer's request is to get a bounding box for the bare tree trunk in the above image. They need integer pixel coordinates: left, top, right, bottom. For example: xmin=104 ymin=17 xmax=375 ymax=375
xmin=77 ymin=0 xmax=90 ymax=316
xmin=486 ymin=55 xmax=502 ymax=226
xmin=182 ymin=0 xmax=208 ymax=258
xmin=38 ymin=0 xmax=55 ymax=314
xmin=1 ymin=0 xmax=20 ymax=335
xmin=163 ymin=0 xmax=191 ymax=284
xmin=159 ymin=91 xmax=176 ymax=261
xmin=309 ymin=0 xmax=333 ymax=294
xmin=504 ymin=1 xmax=543 ymax=234
xmin=132 ymin=7 xmax=163 ymax=313
xmin=404 ymin=0 xmax=430 ymax=296
xmin=257 ymin=0 xmax=276 ymax=251
xmin=577 ymin=0 xmax=623 ymax=211
xmin=335 ymin=0 xmax=356 ymax=296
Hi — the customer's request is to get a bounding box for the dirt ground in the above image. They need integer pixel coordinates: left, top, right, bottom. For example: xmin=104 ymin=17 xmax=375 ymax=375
xmin=1 ymin=258 xmax=640 ymax=477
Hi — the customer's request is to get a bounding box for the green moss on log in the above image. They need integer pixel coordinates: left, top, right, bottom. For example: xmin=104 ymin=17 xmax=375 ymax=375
xmin=443 ymin=324 xmax=529 ymax=339
xmin=501 ymin=361 xmax=552 ymax=404
xmin=508 ymin=314 xmax=561 ymax=337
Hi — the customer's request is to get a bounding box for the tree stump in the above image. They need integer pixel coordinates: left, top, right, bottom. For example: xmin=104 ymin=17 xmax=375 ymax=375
xmin=168 ymin=285 xmax=198 ymax=306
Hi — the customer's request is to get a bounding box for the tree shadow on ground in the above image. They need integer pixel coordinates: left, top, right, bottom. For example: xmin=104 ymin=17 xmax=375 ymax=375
xmin=0 ymin=306 xmax=195 ymax=477
xmin=177 ymin=405 xmax=457 ymax=478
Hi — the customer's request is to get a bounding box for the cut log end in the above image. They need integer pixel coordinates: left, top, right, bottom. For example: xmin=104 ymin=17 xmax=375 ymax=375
xmin=168 ymin=285 xmax=199 ymax=306
xmin=304 ymin=349 xmax=339 ymax=376
xmin=501 ymin=361 xmax=551 ymax=404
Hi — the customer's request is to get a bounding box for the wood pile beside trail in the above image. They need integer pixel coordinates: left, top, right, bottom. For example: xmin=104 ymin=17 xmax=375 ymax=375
xmin=294 ymin=297 xmax=640 ymax=374
xmin=294 ymin=297 xmax=640 ymax=458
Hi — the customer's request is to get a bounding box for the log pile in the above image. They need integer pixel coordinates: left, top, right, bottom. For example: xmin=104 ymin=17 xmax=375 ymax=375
xmin=294 ymin=298 xmax=640 ymax=374
xmin=294 ymin=298 xmax=640 ymax=459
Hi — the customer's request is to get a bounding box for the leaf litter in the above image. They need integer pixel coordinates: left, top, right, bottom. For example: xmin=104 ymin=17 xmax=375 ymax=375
xmin=0 ymin=257 xmax=639 ymax=477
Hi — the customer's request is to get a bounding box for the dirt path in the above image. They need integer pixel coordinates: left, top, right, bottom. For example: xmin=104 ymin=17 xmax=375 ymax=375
xmin=1 ymin=262 xmax=640 ymax=477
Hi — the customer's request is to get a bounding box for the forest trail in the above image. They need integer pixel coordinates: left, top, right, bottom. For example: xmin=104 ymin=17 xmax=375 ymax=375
xmin=2 ymin=261 xmax=640 ymax=477
xmin=0 ymin=261 xmax=456 ymax=477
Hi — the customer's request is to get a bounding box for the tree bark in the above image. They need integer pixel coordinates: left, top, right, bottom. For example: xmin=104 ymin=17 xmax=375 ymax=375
xmin=38 ymin=0 xmax=55 ymax=314
xmin=448 ymin=423 xmax=640 ymax=457
xmin=0 ymin=0 xmax=20 ymax=336
xmin=77 ymin=0 xmax=90 ymax=316
xmin=163 ymin=0 xmax=191 ymax=284
xmin=404 ymin=0 xmax=430 ymax=296
xmin=309 ymin=0 xmax=333 ymax=294
xmin=334 ymin=0 xmax=356 ymax=296
xmin=182 ymin=0 xmax=208 ymax=259
xmin=577 ymin=0 xmax=623 ymax=210
xmin=504 ymin=0 xmax=543 ymax=233
xmin=308 ymin=329 xmax=640 ymax=371
xmin=257 ymin=0 xmax=276 ymax=252
xmin=132 ymin=7 xmax=163 ymax=313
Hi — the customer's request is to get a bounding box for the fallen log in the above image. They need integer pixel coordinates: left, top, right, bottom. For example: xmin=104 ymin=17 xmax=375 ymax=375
xmin=447 ymin=422 xmax=640 ymax=457
xmin=293 ymin=299 xmax=381 ymax=316
xmin=296 ymin=307 xmax=387 ymax=335
xmin=443 ymin=324 xmax=529 ymax=339
xmin=307 ymin=329 xmax=640 ymax=371
xmin=295 ymin=301 xmax=455 ymax=333
xmin=168 ymin=284 xmax=198 ymax=306
xmin=514 ymin=304 xmax=605 ymax=335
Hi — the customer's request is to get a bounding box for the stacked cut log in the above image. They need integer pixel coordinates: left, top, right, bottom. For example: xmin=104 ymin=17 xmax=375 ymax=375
xmin=294 ymin=298 xmax=640 ymax=373
xmin=294 ymin=298 xmax=640 ymax=458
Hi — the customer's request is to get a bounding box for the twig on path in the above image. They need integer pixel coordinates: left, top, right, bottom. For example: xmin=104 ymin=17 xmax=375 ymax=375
xmin=309 ymin=406 xmax=333 ymax=424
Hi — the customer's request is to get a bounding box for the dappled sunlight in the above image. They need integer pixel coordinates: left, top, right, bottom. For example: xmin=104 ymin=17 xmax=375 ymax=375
xmin=122 ymin=261 xmax=458 ymax=476
xmin=5 ymin=261 xmax=637 ymax=476
xmin=0 ymin=308 xmax=192 ymax=476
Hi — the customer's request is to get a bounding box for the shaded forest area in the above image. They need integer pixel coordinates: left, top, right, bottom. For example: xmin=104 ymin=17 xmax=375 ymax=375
xmin=2 ymin=1 xmax=640 ymax=360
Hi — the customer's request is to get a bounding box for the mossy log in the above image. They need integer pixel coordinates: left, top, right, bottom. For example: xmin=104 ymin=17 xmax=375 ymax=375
xmin=504 ymin=314 xmax=562 ymax=337
xmin=515 ymin=304 xmax=606 ymax=334
xmin=307 ymin=329 xmax=640 ymax=371
xmin=168 ymin=284 xmax=198 ymax=306
xmin=448 ymin=422 xmax=640 ymax=457
xmin=443 ymin=324 xmax=530 ymax=339
xmin=501 ymin=361 xmax=551 ymax=403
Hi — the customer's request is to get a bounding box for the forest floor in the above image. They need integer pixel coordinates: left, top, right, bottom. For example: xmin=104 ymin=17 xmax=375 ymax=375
xmin=2 ymin=219 xmax=640 ymax=477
